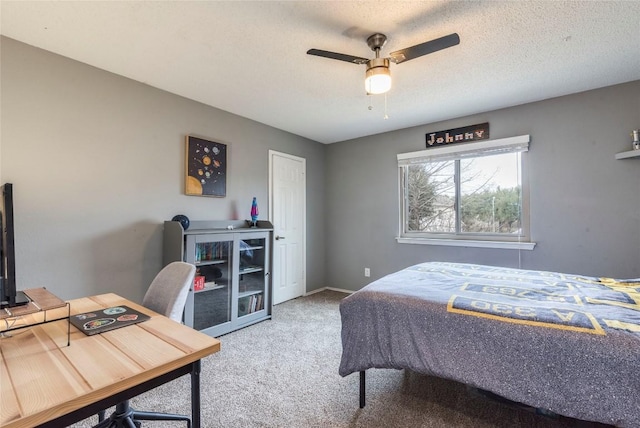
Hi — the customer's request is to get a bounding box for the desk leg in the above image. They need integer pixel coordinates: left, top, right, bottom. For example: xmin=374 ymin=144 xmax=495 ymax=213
xmin=191 ymin=359 xmax=202 ymax=428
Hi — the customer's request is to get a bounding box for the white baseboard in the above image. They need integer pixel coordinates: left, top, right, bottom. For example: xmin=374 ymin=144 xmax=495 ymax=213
xmin=304 ymin=286 xmax=354 ymax=296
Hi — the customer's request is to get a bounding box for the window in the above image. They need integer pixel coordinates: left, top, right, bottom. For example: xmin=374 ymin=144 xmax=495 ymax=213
xmin=397 ymin=135 xmax=534 ymax=249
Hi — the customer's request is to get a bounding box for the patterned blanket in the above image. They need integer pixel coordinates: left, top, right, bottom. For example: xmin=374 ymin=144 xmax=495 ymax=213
xmin=339 ymin=262 xmax=640 ymax=427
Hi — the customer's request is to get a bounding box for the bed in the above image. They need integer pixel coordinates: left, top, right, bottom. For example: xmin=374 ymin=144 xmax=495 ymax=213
xmin=339 ymin=262 xmax=640 ymax=427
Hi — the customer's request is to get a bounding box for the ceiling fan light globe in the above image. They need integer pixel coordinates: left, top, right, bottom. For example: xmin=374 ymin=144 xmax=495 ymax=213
xmin=365 ymin=73 xmax=391 ymax=95
xmin=365 ymin=59 xmax=391 ymax=95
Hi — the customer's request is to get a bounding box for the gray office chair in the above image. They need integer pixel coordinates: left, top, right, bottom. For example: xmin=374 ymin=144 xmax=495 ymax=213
xmin=94 ymin=261 xmax=196 ymax=428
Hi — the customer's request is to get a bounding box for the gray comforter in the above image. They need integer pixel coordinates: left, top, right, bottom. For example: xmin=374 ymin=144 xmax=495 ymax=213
xmin=339 ymin=262 xmax=640 ymax=427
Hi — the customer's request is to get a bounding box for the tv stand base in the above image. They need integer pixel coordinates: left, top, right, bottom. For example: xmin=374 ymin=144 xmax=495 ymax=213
xmin=0 ymin=290 xmax=29 ymax=309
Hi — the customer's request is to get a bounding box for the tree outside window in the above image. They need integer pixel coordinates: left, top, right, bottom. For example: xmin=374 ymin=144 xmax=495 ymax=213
xmin=403 ymin=152 xmax=522 ymax=239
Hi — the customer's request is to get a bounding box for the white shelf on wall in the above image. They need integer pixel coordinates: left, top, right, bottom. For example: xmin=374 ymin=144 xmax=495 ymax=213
xmin=615 ymin=150 xmax=640 ymax=160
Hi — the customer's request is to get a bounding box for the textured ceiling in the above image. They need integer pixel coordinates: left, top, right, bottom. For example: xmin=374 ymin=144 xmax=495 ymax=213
xmin=2 ymin=1 xmax=640 ymax=144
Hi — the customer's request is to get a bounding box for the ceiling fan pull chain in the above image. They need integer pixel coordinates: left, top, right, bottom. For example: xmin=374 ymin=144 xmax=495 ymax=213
xmin=384 ymin=93 xmax=389 ymax=120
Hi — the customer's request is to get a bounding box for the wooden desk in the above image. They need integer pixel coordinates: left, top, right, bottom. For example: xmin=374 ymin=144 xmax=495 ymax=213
xmin=0 ymin=293 xmax=221 ymax=428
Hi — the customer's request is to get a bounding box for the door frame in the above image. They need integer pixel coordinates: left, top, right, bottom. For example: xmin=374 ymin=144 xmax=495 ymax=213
xmin=268 ymin=150 xmax=306 ymax=303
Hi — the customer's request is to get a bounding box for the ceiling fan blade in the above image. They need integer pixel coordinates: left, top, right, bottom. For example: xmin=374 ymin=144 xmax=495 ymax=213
xmin=307 ymin=49 xmax=369 ymax=65
xmin=389 ymin=33 xmax=460 ymax=64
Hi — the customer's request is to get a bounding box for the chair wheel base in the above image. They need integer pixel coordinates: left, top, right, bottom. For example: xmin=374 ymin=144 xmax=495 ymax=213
xmin=93 ymin=401 xmax=190 ymax=428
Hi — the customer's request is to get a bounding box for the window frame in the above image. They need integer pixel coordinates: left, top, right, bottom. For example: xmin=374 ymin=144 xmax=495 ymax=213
xmin=396 ymin=135 xmax=535 ymax=250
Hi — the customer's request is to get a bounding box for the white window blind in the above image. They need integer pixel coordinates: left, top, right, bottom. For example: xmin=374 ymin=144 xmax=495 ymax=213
xmin=397 ymin=135 xmax=530 ymax=165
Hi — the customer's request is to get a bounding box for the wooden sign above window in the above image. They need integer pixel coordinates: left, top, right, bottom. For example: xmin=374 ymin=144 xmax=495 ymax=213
xmin=426 ymin=122 xmax=489 ymax=148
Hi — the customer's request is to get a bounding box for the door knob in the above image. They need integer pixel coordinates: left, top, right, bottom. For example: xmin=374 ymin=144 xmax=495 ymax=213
xmin=275 ymin=235 xmax=286 ymax=240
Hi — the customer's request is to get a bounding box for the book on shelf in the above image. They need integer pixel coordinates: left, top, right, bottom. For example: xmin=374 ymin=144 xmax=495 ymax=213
xmin=240 ymin=293 xmax=263 ymax=315
xmin=195 ymin=241 xmax=230 ymax=262
xmin=193 ymin=275 xmax=205 ymax=291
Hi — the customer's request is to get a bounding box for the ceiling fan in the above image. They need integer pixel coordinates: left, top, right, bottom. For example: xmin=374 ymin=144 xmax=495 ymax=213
xmin=307 ymin=32 xmax=460 ymax=95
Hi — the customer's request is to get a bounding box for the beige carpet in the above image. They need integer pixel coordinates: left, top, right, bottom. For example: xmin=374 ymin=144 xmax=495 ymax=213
xmin=71 ymin=290 xmax=612 ymax=428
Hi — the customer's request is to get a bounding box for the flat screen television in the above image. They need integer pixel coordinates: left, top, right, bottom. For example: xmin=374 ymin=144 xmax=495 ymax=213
xmin=1 ymin=183 xmax=29 ymax=309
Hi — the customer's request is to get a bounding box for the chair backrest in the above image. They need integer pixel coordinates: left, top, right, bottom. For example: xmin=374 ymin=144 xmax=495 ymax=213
xmin=141 ymin=261 xmax=195 ymax=322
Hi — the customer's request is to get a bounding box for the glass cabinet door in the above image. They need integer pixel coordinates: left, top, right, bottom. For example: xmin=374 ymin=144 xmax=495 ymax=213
xmin=185 ymin=234 xmax=233 ymax=333
xmin=236 ymin=235 xmax=267 ymax=319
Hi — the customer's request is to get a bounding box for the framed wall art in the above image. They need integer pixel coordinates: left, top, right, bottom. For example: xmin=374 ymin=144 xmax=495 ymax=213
xmin=185 ymin=135 xmax=227 ymax=197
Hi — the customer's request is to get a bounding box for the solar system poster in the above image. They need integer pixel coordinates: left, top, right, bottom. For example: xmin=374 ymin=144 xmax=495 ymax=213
xmin=185 ymin=135 xmax=227 ymax=197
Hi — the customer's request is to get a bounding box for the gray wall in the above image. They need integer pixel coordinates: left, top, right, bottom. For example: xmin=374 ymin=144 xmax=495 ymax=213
xmin=1 ymin=37 xmax=326 ymax=302
xmin=326 ymin=81 xmax=640 ymax=291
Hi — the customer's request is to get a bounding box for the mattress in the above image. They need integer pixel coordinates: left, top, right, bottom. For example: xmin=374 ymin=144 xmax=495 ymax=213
xmin=339 ymin=262 xmax=640 ymax=427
